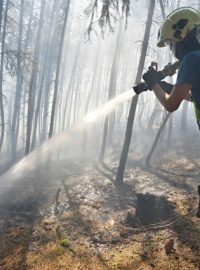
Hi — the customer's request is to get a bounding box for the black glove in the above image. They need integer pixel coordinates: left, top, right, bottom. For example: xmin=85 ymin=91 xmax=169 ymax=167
xmin=159 ymin=81 xmax=174 ymax=94
xmin=159 ymin=81 xmax=173 ymax=94
xmin=142 ymin=68 xmax=161 ymax=89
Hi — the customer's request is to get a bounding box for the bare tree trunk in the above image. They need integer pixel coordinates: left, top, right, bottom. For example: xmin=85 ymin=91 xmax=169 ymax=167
xmin=0 ymin=0 xmax=9 ymax=152
xmin=23 ymin=0 xmax=35 ymax=52
xmin=61 ymin=35 xmax=81 ymax=130
xmin=144 ymin=1 xmax=173 ymax=166
xmin=99 ymin=21 xmax=123 ymax=162
xmin=116 ymin=0 xmax=156 ymax=183
xmin=31 ymin=0 xmax=59 ymax=149
xmin=147 ymin=101 xmax=162 ymax=133
xmin=177 ymin=0 xmax=181 ymax=8
xmin=145 ymin=112 xmax=170 ymax=167
xmin=181 ymin=101 xmax=189 ymax=130
xmin=167 ymin=113 xmax=173 ymax=145
xmin=0 ymin=0 xmax=3 ymax=32
xmin=72 ymin=66 xmax=83 ymax=124
xmin=82 ymin=40 xmax=101 ymax=152
xmin=11 ymin=0 xmax=25 ymax=161
xmin=49 ymin=0 xmax=71 ymax=138
xmin=107 ymin=22 xmax=124 ymax=145
xmin=159 ymin=0 xmax=165 ymax=18
xmin=41 ymin=38 xmax=57 ymax=141
xmin=141 ymin=0 xmax=173 ymax=166
xmin=25 ymin=0 xmax=46 ymax=155
xmin=146 ymin=0 xmax=167 ymax=134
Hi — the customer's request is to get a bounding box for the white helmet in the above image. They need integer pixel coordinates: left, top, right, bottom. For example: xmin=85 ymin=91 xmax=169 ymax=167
xmin=157 ymin=7 xmax=200 ymax=47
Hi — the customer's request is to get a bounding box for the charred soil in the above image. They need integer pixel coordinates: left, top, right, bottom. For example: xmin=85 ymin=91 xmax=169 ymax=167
xmin=0 ymin=155 xmax=200 ymax=270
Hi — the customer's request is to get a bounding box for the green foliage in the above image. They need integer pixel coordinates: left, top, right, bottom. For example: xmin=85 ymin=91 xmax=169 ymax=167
xmin=54 ymin=246 xmax=65 ymax=256
xmin=55 ymin=225 xmax=74 ymax=252
xmin=59 ymin=238 xmax=74 ymax=252
xmin=55 ymin=224 xmax=62 ymax=240
xmin=59 ymin=239 xmax=70 ymax=248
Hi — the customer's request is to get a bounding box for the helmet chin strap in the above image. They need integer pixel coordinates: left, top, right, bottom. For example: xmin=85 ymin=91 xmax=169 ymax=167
xmin=174 ymin=27 xmax=200 ymax=60
xmin=170 ymin=42 xmax=176 ymax=56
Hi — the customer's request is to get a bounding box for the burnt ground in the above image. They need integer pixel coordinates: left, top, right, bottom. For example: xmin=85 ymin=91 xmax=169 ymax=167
xmin=0 ymin=145 xmax=200 ymax=269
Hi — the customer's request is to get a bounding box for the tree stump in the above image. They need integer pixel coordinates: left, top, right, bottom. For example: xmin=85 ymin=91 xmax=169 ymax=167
xmin=135 ymin=193 xmax=174 ymax=225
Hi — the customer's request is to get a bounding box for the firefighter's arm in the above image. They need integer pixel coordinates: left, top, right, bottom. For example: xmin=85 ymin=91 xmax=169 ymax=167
xmin=152 ymin=83 xmax=191 ymax=112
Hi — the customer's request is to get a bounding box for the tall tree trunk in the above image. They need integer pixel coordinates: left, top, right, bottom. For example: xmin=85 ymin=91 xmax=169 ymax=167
xmin=6 ymin=91 xmax=13 ymax=158
xmin=141 ymin=0 xmax=172 ymax=168
xmin=147 ymin=99 xmax=161 ymax=133
xmin=25 ymin=0 xmax=46 ymax=155
xmin=31 ymin=0 xmax=59 ymax=149
xmin=177 ymin=0 xmax=181 ymax=7
xmin=41 ymin=37 xmax=57 ymax=141
xmin=49 ymin=0 xmax=71 ymax=138
xmin=159 ymin=0 xmax=165 ymax=18
xmin=145 ymin=112 xmax=170 ymax=167
xmin=61 ymin=37 xmax=81 ymax=130
xmin=181 ymin=101 xmax=189 ymax=130
xmin=116 ymin=0 xmax=156 ymax=183
xmin=167 ymin=113 xmax=173 ymax=145
xmin=72 ymin=66 xmax=83 ymax=124
xmin=10 ymin=0 xmax=25 ymax=161
xmin=147 ymin=0 xmax=167 ymax=134
xmin=82 ymin=41 xmax=101 ymax=152
xmin=99 ymin=21 xmax=123 ymax=162
xmin=0 ymin=0 xmax=3 ymax=32
xmin=23 ymin=0 xmax=35 ymax=52
xmin=0 ymin=0 xmax=9 ymax=152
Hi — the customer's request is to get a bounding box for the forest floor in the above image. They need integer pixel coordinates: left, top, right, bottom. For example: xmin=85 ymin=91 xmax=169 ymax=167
xmin=0 ymin=138 xmax=200 ymax=270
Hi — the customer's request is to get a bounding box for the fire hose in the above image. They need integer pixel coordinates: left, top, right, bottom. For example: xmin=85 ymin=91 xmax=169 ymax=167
xmin=133 ymin=61 xmax=180 ymax=95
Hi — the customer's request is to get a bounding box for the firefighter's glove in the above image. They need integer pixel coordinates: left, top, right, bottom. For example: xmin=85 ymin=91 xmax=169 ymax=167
xmin=159 ymin=81 xmax=173 ymax=94
xmin=142 ymin=68 xmax=161 ymax=90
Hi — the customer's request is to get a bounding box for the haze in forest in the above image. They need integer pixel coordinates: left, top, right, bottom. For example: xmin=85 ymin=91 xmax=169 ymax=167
xmin=0 ymin=0 xmax=199 ymax=192
xmin=1 ymin=1 xmax=200 ymax=268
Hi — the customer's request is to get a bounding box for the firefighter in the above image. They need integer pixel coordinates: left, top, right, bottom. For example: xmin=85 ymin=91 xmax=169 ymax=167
xmin=142 ymin=7 xmax=200 ymax=129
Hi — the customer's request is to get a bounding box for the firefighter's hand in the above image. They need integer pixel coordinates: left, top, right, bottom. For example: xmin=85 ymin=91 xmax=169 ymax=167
xmin=142 ymin=68 xmax=161 ymax=89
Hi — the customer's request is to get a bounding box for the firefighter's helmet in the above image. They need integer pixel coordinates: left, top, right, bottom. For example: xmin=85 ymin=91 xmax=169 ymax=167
xmin=157 ymin=7 xmax=200 ymax=47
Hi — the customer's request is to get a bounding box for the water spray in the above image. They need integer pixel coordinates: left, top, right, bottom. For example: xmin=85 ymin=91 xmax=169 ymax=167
xmin=0 ymin=60 xmax=182 ymax=203
xmin=0 ymin=89 xmax=135 ymax=200
xmin=0 ymin=61 xmax=180 ymax=194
